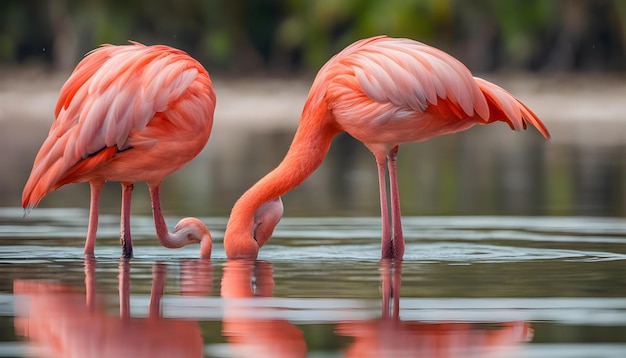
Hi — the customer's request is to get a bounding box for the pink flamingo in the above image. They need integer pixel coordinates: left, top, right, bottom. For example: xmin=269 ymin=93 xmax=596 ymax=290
xmin=22 ymin=43 xmax=215 ymax=258
xmin=224 ymin=35 xmax=550 ymax=260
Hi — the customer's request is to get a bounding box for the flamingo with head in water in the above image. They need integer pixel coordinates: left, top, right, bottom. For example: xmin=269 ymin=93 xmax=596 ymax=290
xmin=22 ymin=42 xmax=215 ymax=258
xmin=223 ymin=35 xmax=550 ymax=260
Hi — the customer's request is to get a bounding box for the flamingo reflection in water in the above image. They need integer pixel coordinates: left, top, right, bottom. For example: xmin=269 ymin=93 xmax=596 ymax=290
xmin=13 ymin=258 xmax=212 ymax=358
xmin=221 ymin=260 xmax=307 ymax=358
xmin=337 ymin=260 xmax=533 ymax=357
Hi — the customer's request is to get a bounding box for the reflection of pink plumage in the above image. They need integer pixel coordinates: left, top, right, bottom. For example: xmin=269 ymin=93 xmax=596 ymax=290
xmin=221 ymin=260 xmax=307 ymax=357
xmin=338 ymin=319 xmax=533 ymax=357
xmin=13 ymin=260 xmax=207 ymax=358
xmin=22 ymin=43 xmax=215 ymax=258
xmin=224 ymin=35 xmax=551 ymax=260
xmin=338 ymin=260 xmax=533 ymax=357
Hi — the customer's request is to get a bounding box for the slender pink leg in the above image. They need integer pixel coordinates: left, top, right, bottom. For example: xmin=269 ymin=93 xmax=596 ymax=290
xmin=118 ymin=258 xmax=131 ymax=319
xmin=85 ymin=180 xmax=104 ymax=258
xmin=149 ymin=263 xmax=167 ymax=319
xmin=375 ymin=154 xmax=393 ymax=259
xmin=387 ymin=147 xmax=405 ymax=260
xmin=120 ymin=182 xmax=134 ymax=258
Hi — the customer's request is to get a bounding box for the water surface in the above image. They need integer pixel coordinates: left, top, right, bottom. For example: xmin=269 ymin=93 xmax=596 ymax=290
xmin=0 ymin=208 xmax=625 ymax=357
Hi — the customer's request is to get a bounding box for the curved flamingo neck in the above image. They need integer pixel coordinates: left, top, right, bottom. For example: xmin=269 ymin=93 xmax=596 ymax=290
xmin=224 ymin=108 xmax=340 ymax=259
xmin=149 ymin=183 xmax=187 ymax=248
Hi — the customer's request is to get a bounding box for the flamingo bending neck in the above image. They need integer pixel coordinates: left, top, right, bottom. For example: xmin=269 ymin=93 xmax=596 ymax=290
xmin=149 ymin=182 xmax=213 ymax=258
xmin=224 ymin=108 xmax=339 ymax=259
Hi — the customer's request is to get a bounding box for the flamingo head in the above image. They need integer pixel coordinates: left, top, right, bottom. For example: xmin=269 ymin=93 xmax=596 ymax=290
xmin=173 ymin=217 xmax=213 ymax=258
xmin=224 ymin=197 xmax=284 ymax=260
xmin=253 ymin=197 xmax=284 ymax=248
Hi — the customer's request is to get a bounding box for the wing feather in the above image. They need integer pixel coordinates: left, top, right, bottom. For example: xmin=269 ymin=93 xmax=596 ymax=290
xmin=328 ymin=36 xmax=490 ymax=125
xmin=474 ymin=77 xmax=550 ymax=139
xmin=22 ymin=42 xmax=210 ymax=208
xmin=318 ymin=36 xmax=549 ymax=145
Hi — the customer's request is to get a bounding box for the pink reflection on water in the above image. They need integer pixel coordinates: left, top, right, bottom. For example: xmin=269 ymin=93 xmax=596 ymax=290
xmin=13 ymin=258 xmax=534 ymax=358
xmin=13 ymin=258 xmax=211 ymax=358
xmin=337 ymin=260 xmax=533 ymax=358
xmin=221 ymin=260 xmax=307 ymax=358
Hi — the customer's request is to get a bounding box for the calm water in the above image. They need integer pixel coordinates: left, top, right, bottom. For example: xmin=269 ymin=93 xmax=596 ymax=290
xmin=0 ymin=208 xmax=625 ymax=357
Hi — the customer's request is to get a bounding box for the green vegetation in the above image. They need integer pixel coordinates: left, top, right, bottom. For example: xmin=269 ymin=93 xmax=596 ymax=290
xmin=1 ymin=0 xmax=624 ymax=74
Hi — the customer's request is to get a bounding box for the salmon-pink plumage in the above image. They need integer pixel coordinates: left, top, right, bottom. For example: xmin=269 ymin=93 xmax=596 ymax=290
xmin=223 ymin=35 xmax=550 ymax=260
xmin=22 ymin=42 xmax=215 ymax=258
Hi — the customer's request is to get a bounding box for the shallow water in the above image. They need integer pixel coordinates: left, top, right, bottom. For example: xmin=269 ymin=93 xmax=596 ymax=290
xmin=0 ymin=208 xmax=625 ymax=357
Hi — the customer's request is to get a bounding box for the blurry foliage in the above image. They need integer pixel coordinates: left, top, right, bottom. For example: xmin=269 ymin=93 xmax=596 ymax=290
xmin=0 ymin=0 xmax=625 ymax=74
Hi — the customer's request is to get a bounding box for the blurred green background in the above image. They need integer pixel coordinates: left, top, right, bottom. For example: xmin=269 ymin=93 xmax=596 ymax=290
xmin=1 ymin=0 xmax=625 ymax=218
xmin=2 ymin=0 xmax=625 ymax=74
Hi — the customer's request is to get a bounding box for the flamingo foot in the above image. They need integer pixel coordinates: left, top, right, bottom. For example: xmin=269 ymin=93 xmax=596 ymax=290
xmin=121 ymin=241 xmax=133 ymax=258
xmin=392 ymin=233 xmax=405 ymax=260
xmin=120 ymin=182 xmax=134 ymax=258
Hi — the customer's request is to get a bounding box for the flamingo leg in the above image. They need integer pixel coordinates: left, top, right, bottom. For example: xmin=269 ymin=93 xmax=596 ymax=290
xmin=85 ymin=180 xmax=104 ymax=258
xmin=387 ymin=147 xmax=405 ymax=260
xmin=375 ymin=153 xmax=393 ymax=259
xmin=120 ymin=182 xmax=134 ymax=258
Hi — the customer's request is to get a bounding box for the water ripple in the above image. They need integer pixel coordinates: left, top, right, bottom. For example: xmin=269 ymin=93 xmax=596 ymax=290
xmin=1 ymin=209 xmax=625 ymax=263
xmin=256 ymin=242 xmax=626 ymax=263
